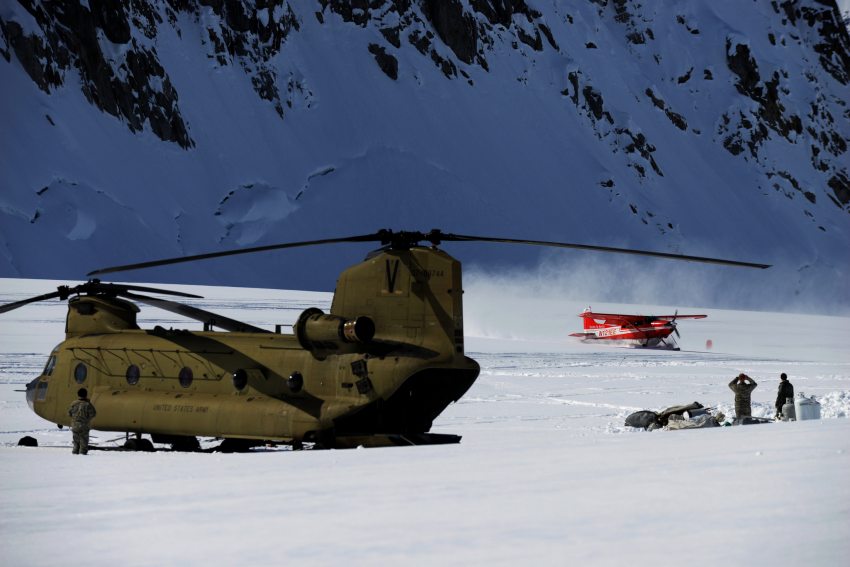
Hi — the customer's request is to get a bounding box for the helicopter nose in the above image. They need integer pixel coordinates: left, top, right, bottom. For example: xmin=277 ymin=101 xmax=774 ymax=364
xmin=25 ymin=377 xmax=39 ymax=410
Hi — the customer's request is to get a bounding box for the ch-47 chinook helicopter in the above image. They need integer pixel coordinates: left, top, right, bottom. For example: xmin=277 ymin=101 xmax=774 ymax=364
xmin=1 ymin=229 xmax=768 ymax=451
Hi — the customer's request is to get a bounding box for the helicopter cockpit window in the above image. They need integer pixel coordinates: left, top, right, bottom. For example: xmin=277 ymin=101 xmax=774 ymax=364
xmin=179 ymin=367 xmax=193 ymax=388
xmin=74 ymin=363 xmax=87 ymax=384
xmin=126 ymin=364 xmax=140 ymax=385
xmin=43 ymin=355 xmax=57 ymax=376
xmin=36 ymin=381 xmax=48 ymax=401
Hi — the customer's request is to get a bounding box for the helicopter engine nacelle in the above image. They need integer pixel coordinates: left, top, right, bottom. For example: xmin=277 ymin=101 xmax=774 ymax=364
xmin=295 ymin=308 xmax=375 ymax=352
xmin=66 ymin=296 xmax=140 ymax=337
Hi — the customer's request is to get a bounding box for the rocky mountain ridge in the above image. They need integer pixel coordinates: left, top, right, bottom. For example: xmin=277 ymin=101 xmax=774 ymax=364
xmin=1 ymin=0 xmax=849 ymax=309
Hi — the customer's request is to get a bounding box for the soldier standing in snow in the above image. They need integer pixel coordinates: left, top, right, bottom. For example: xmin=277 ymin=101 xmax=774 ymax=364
xmin=775 ymin=373 xmax=794 ymax=419
xmin=68 ymin=388 xmax=96 ymax=454
xmin=729 ymin=374 xmax=758 ymax=417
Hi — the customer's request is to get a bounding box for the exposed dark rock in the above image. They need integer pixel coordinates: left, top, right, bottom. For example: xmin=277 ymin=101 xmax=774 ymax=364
xmin=90 ymin=0 xmax=132 ymax=44
xmin=723 ymin=134 xmax=745 ymax=156
xmin=567 ymin=71 xmax=580 ymax=105
xmin=799 ymin=1 xmax=850 ymax=84
xmin=425 ymin=0 xmax=477 ymax=64
xmin=828 ymin=171 xmax=850 ymax=206
xmin=675 ymin=14 xmax=700 ymax=35
xmin=408 ymin=29 xmax=431 ymax=55
xmin=319 ymin=0 xmax=372 ymax=27
xmin=723 ymin=37 xmax=814 ymax=166
xmin=369 ymin=43 xmax=399 ymax=80
xmin=380 ymin=26 xmax=401 ymax=48
xmin=611 ymin=0 xmax=651 ymax=45
xmin=538 ymin=23 xmax=558 ymax=50
xmin=582 ymin=86 xmax=612 ymax=123
xmin=618 ymin=128 xmax=663 ymax=176
xmin=645 ymin=88 xmax=688 ymax=131
xmin=646 ymin=88 xmax=664 ymax=110
xmin=727 ymin=40 xmax=761 ymax=97
xmin=517 ymin=27 xmax=542 ymax=51
xmin=430 ymin=48 xmax=457 ymax=78
xmin=665 ymin=110 xmax=687 ymax=131
xmin=2 ymin=20 xmax=65 ymax=91
xmin=323 ymin=0 xmax=556 ymax=79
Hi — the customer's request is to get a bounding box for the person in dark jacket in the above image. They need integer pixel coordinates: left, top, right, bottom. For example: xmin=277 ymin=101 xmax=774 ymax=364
xmin=68 ymin=388 xmax=97 ymax=454
xmin=775 ymin=373 xmax=794 ymax=419
xmin=729 ymin=374 xmax=758 ymax=417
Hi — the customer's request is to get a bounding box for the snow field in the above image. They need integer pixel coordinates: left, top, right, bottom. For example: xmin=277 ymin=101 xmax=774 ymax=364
xmin=1 ymin=278 xmax=848 ymax=566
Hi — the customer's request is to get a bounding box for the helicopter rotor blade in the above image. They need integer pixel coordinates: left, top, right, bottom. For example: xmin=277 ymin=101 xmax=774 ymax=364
xmin=435 ymin=232 xmax=771 ymax=269
xmin=120 ymin=292 xmax=269 ymax=334
xmin=0 ymin=289 xmax=66 ymax=314
xmin=87 ymin=228 xmax=770 ymax=277
xmin=99 ymin=283 xmax=203 ymax=299
xmin=0 ymin=281 xmax=203 ymax=316
xmin=87 ymin=233 xmax=386 ymax=277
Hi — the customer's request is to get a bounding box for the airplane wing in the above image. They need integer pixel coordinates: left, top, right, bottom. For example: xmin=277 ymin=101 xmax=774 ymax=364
xmin=581 ymin=312 xmax=707 ymax=322
xmin=580 ymin=312 xmax=644 ymax=324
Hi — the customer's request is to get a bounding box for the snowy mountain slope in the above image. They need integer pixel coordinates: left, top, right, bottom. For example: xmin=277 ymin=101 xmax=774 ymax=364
xmin=0 ymin=1 xmax=848 ymax=310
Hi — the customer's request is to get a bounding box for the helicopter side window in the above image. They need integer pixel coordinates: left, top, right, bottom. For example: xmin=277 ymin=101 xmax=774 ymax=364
xmin=74 ymin=363 xmax=87 ymax=384
xmin=126 ymin=364 xmax=140 ymax=385
xmin=232 ymin=369 xmax=248 ymax=391
xmin=179 ymin=367 xmax=193 ymax=388
xmin=43 ymin=355 xmax=57 ymax=376
xmin=287 ymin=371 xmax=303 ymax=393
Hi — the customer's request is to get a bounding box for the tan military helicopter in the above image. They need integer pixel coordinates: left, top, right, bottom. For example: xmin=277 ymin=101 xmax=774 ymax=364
xmin=1 ymin=229 xmax=768 ymax=451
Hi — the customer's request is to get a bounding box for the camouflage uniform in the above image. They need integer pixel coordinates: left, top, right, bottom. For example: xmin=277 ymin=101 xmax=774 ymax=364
xmin=729 ymin=375 xmax=757 ymax=417
xmin=68 ymin=397 xmax=97 ymax=454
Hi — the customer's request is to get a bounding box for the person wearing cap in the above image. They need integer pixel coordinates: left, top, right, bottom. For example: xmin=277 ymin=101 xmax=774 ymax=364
xmin=775 ymin=373 xmax=794 ymax=419
xmin=68 ymin=388 xmax=97 ymax=454
xmin=728 ymin=373 xmax=758 ymax=417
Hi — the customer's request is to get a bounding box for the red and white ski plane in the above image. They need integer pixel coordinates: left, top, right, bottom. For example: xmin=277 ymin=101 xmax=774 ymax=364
xmin=569 ymin=307 xmax=706 ymax=350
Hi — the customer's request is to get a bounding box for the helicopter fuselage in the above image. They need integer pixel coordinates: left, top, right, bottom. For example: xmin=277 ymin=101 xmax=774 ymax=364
xmin=23 ymin=246 xmax=481 ymax=449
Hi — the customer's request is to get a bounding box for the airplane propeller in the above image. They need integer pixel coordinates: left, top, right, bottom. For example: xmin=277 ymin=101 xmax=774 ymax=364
xmin=88 ymin=228 xmax=771 ymax=277
xmin=671 ymin=310 xmax=680 ymax=338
